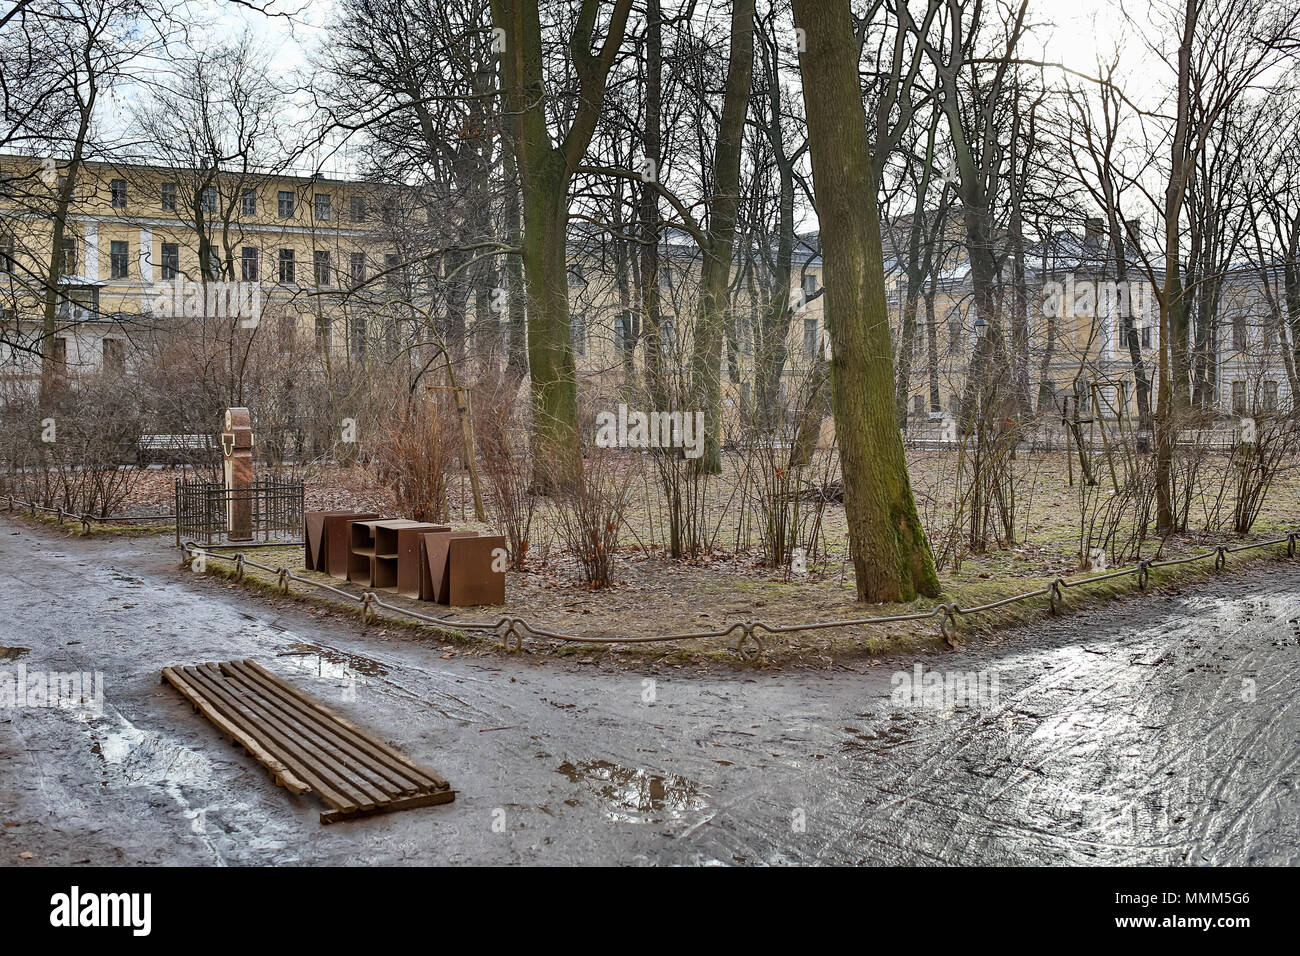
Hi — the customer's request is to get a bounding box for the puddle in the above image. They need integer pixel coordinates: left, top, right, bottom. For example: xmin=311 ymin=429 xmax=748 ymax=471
xmin=555 ymin=760 xmax=708 ymax=823
xmin=87 ymin=711 xmax=211 ymax=783
xmin=0 ymin=647 xmax=30 ymax=660
xmin=277 ymin=642 xmax=388 ymax=680
xmin=85 ymin=710 xmax=225 ymax=858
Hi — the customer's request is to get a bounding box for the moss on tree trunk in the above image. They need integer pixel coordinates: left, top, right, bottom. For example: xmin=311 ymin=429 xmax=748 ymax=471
xmin=792 ymin=0 xmax=940 ymax=602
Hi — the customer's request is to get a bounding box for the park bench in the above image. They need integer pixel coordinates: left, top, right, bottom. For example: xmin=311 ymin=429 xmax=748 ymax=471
xmin=137 ymin=434 xmax=210 ymax=466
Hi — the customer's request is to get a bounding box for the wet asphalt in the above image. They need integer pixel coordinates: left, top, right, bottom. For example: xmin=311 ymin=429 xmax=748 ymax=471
xmin=1 ymin=516 xmax=1297 ymax=866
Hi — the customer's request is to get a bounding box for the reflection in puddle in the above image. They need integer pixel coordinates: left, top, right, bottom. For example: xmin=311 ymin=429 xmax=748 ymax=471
xmin=0 ymin=646 xmax=29 ymax=660
xmin=87 ymin=711 xmax=211 ymax=784
xmin=85 ymin=710 xmax=224 ymax=854
xmin=556 ymin=760 xmax=708 ymax=823
xmin=277 ymin=642 xmax=387 ymax=681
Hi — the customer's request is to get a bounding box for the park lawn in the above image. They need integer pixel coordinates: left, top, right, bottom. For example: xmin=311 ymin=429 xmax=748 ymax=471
xmin=175 ymin=447 xmax=1300 ymax=667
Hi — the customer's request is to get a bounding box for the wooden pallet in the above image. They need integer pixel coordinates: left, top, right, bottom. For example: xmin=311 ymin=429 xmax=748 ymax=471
xmin=162 ymin=659 xmax=455 ymax=824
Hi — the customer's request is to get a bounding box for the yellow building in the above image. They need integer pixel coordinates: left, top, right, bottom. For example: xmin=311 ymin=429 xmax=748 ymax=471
xmin=0 ymin=154 xmax=396 ymax=377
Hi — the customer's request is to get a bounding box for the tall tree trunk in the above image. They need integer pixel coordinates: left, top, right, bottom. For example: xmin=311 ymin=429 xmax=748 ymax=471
xmin=792 ymin=0 xmax=940 ymax=602
xmin=520 ymin=163 xmax=580 ymax=487
xmin=925 ymin=287 xmax=940 ymax=412
xmin=895 ymin=282 xmax=921 ymax=426
xmin=40 ymin=95 xmax=95 ymax=402
xmin=689 ymin=0 xmax=755 ymax=474
xmin=501 ymin=143 xmax=529 ymax=397
xmin=638 ymin=0 xmax=666 ymax=411
xmin=752 ymin=19 xmax=798 ymax=439
xmin=1156 ymin=0 xmax=1198 ymax=532
xmin=491 ymin=0 xmax=632 ymax=489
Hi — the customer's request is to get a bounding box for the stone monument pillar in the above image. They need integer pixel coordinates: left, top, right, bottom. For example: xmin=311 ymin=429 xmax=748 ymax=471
xmin=221 ymin=407 xmax=254 ymax=541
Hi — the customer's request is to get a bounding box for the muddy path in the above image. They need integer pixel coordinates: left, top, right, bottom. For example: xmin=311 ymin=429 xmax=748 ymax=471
xmin=1 ymin=518 xmax=1297 ymax=865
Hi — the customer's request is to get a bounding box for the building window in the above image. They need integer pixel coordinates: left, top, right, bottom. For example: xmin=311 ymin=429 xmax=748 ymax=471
xmin=161 ymin=182 xmax=177 ymax=212
xmin=1232 ymin=315 xmax=1247 ymax=352
xmin=0 ymin=232 xmax=15 ymax=273
xmin=241 ymin=188 xmax=257 ymax=216
xmin=1075 ymin=379 xmax=1092 ymax=417
xmin=1141 ymin=324 xmax=1152 ymax=349
xmin=349 ymin=252 xmax=366 ymax=285
xmin=615 ymin=314 xmax=631 ymax=352
xmin=661 ymin=316 xmax=675 ymax=353
xmin=913 ymin=394 xmax=924 ymax=416
xmin=59 ymin=237 xmax=77 ymax=275
xmin=1262 ymin=380 xmax=1278 ymax=412
xmin=314 ymin=194 xmax=331 ymax=221
xmin=278 ymin=191 xmax=294 ymax=218
xmin=241 ymin=247 xmax=259 ymax=282
xmin=349 ymin=195 xmax=367 ymax=222
xmin=738 ymin=315 xmax=754 ymax=355
xmin=348 ymin=316 xmax=366 ymax=357
xmin=161 ymin=242 xmax=179 ymax=280
xmin=384 ymin=253 xmax=401 ymax=288
xmin=278 ymin=249 xmax=295 ymax=283
xmin=1231 ymin=380 xmax=1246 ymax=414
xmin=110 ymin=240 xmax=129 ymax=279
xmin=571 ymin=314 xmax=586 ymax=356
xmin=803 ymin=272 xmax=818 ymax=296
xmin=947 ymin=311 xmax=962 ymax=354
xmin=803 ymin=317 xmax=819 ymax=357
xmin=314 ymin=250 xmax=331 ymax=286
xmin=102 ymin=338 xmax=125 ymax=375
xmin=200 ymin=185 xmax=218 ymax=214
xmin=110 ymin=179 xmax=127 ymax=209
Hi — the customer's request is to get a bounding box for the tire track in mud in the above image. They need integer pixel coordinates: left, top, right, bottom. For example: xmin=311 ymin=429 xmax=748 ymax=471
xmin=813 ymin=573 xmax=1300 ymax=864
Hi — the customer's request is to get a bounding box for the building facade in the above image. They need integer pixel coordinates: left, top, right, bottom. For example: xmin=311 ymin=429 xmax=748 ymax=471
xmin=0 ymin=154 xmax=397 ymax=378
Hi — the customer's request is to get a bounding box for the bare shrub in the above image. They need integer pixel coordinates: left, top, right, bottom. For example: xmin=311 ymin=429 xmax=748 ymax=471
xmin=549 ymin=451 xmax=637 ymax=588
xmin=479 ymin=402 xmax=538 ymax=570
xmin=0 ymin=375 xmax=144 ymax=517
xmin=371 ymin=391 xmax=450 ymax=522
xmin=1229 ymin=414 xmax=1298 ymax=535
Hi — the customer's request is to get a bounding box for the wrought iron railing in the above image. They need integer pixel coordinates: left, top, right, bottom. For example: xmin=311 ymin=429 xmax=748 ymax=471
xmin=174 ymin=476 xmax=303 ymax=546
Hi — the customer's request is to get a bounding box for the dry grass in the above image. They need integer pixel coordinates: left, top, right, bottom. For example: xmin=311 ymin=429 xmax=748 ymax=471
xmin=174 ymin=446 xmax=1300 ymax=668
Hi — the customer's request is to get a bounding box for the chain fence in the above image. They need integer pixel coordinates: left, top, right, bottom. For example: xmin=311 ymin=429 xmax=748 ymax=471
xmin=179 ymin=530 xmax=1299 ymax=660
xmin=5 ymin=493 xmax=173 ymax=532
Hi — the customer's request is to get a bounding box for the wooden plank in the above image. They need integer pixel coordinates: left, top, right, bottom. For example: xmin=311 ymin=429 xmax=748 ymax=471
xmin=191 ymin=663 xmax=391 ymax=808
xmin=181 ymin=664 xmax=369 ymax=812
xmin=171 ymin=664 xmax=358 ymax=811
xmin=163 ymin=659 xmax=455 ymax=823
xmin=222 ymin=660 xmax=427 ymax=794
xmin=162 ymin=666 xmax=313 ymax=795
xmin=206 ymin=664 xmax=410 ymax=801
xmin=219 ymin=661 xmax=423 ymax=797
xmin=320 ymin=788 xmax=455 ymax=825
xmin=240 ymin=659 xmax=451 ymax=791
